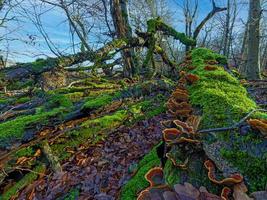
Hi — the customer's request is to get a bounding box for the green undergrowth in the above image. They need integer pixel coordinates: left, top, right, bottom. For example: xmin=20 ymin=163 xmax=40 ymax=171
xmin=120 ymin=143 xmax=162 ymax=200
xmin=1 ymin=164 xmax=45 ymax=200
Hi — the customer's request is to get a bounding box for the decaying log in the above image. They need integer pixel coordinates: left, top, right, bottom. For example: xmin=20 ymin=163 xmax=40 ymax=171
xmin=41 ymin=140 xmax=62 ymax=173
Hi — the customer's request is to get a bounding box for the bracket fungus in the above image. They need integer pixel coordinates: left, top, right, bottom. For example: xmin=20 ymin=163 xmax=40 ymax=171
xmin=185 ymin=74 xmax=200 ymax=84
xmin=221 ymin=187 xmax=231 ymax=200
xmin=166 ymin=100 xmax=192 ymax=112
xmin=173 ymin=119 xmax=194 ymax=135
xmin=145 ymin=167 xmax=165 ymax=187
xmin=171 ymin=89 xmax=189 ymax=102
xmin=163 ymin=128 xmax=182 ymax=143
xmin=247 ymin=119 xmax=267 ymax=137
xmin=204 ymin=65 xmax=218 ymax=71
xmin=137 ymin=167 xmax=171 ymax=200
xmin=166 ymin=153 xmax=188 ymax=170
xmin=163 ymin=128 xmax=200 ymax=145
xmin=205 ymin=60 xmax=219 ymax=65
xmin=204 ymin=160 xmax=243 ymax=186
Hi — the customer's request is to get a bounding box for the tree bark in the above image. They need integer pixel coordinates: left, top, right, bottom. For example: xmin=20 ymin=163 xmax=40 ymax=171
xmin=223 ymin=0 xmax=230 ymax=57
xmin=242 ymin=0 xmax=261 ymax=80
xmin=111 ymin=0 xmax=135 ymax=78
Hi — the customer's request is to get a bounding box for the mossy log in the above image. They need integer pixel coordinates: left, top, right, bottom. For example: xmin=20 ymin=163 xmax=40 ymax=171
xmin=122 ymin=48 xmax=267 ymax=199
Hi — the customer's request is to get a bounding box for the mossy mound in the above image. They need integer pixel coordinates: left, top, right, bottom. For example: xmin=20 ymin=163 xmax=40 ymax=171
xmin=164 ymin=48 xmax=267 ymax=192
xmin=188 ymin=48 xmax=258 ymax=128
xmin=120 ymin=143 xmax=161 ymax=200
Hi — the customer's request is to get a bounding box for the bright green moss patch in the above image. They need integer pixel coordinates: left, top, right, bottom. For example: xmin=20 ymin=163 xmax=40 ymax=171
xmin=0 ymin=107 xmax=65 ymax=147
xmin=120 ymin=143 xmax=161 ymax=200
xmin=15 ymin=147 xmax=34 ymax=158
xmin=0 ymin=98 xmax=9 ymax=105
xmin=47 ymin=94 xmax=73 ymax=108
xmin=163 ymin=159 xmax=181 ymax=186
xmin=82 ymin=110 xmax=128 ymax=128
xmin=1 ymin=164 xmax=45 ymax=200
xmin=188 ymin=48 xmax=257 ymax=128
xmin=82 ymin=93 xmax=118 ymax=110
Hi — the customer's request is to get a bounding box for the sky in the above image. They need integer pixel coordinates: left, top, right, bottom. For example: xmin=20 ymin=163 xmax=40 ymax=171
xmin=0 ymin=0 xmax=248 ymax=63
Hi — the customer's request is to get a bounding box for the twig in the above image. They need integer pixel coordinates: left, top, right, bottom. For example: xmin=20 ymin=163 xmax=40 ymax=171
xmin=13 ymin=167 xmax=47 ymax=177
xmin=198 ymin=109 xmax=267 ymax=134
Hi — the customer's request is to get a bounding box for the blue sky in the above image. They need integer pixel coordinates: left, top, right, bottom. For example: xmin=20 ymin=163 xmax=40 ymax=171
xmin=0 ymin=0 xmax=247 ymax=63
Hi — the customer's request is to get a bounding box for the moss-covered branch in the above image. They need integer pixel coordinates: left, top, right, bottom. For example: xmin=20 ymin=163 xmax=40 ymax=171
xmin=148 ymin=18 xmax=196 ymax=46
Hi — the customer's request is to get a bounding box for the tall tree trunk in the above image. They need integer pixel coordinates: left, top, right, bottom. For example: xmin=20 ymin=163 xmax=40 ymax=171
xmin=223 ymin=0 xmax=230 ymax=57
xmin=243 ymin=0 xmax=261 ymax=80
xmin=111 ymin=0 xmax=135 ymax=78
xmin=239 ymin=22 xmax=248 ymax=74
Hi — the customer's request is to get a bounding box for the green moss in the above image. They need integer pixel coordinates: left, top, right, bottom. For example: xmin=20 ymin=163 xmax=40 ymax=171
xmin=148 ymin=18 xmax=196 ymax=46
xmin=163 ymin=159 xmax=181 ymax=186
xmin=82 ymin=94 xmax=113 ymax=110
xmin=220 ymin=148 xmax=267 ymax=192
xmin=47 ymin=94 xmax=73 ymax=108
xmin=82 ymin=110 xmax=128 ymax=128
xmin=15 ymin=147 xmax=34 ymax=158
xmin=64 ymin=92 xmax=84 ymax=102
xmin=187 ymin=48 xmax=267 ymax=192
xmin=191 ymin=48 xmax=227 ymax=65
xmin=16 ymin=96 xmax=31 ymax=104
xmin=0 ymin=107 xmax=65 ymax=146
xmin=0 ymin=98 xmax=9 ymax=105
xmin=1 ymin=164 xmax=45 ymax=200
xmin=188 ymin=48 xmax=257 ymax=129
xmin=120 ymin=143 xmax=161 ymax=200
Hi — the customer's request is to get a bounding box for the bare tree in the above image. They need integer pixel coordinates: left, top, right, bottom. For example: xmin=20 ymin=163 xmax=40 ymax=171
xmin=240 ymin=0 xmax=261 ymax=79
xmin=111 ymin=0 xmax=135 ymax=77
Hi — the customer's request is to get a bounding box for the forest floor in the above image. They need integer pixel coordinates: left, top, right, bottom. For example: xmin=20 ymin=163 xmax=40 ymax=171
xmin=0 ymin=76 xmax=265 ymax=200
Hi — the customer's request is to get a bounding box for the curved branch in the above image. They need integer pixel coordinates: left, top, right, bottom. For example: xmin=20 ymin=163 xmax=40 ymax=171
xmin=193 ymin=1 xmax=227 ymax=40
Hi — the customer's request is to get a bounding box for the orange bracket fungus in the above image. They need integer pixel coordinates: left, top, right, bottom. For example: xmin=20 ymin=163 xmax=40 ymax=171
xmin=145 ymin=167 xmax=165 ymax=187
xmin=166 ymin=153 xmax=188 ymax=170
xmin=163 ymin=128 xmax=200 ymax=145
xmin=204 ymin=65 xmax=218 ymax=71
xmin=185 ymin=74 xmax=200 ymax=84
xmin=137 ymin=167 xmax=171 ymax=200
xmin=204 ymin=160 xmax=243 ymax=186
xmin=173 ymin=119 xmax=194 ymax=135
xmin=221 ymin=187 xmax=231 ymax=200
xmin=247 ymin=119 xmax=267 ymax=137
